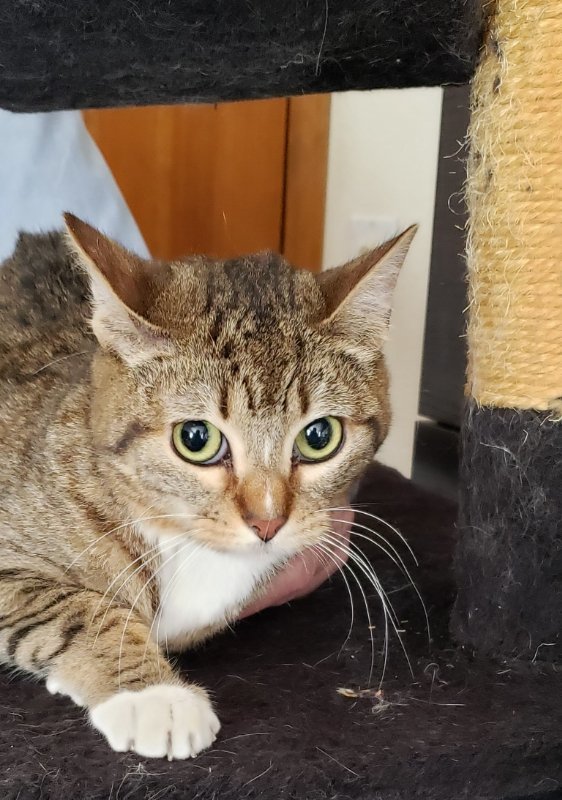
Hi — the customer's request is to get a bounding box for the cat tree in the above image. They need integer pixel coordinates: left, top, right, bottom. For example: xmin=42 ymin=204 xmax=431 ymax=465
xmin=1 ymin=1 xmax=561 ymax=798
xmin=452 ymin=0 xmax=562 ymax=660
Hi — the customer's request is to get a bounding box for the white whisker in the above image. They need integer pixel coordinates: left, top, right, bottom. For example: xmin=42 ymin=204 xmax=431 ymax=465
xmin=30 ymin=350 xmax=89 ymax=375
xmin=329 ymin=521 xmax=430 ymax=647
xmin=307 ymin=539 xmax=355 ymax=655
xmin=64 ymin=504 xmax=157 ymax=573
xmin=322 ymin=532 xmax=413 ymax=680
xmin=89 ymin=532 xmax=186 ymax=647
xmin=315 ymin=538 xmax=381 ymax=685
xmin=330 ymin=517 xmax=414 ymax=587
xmin=64 ymin=509 xmax=201 ymax=573
xmin=316 ymin=506 xmax=417 ymax=563
xmin=117 ymin=539 xmax=199 ymax=688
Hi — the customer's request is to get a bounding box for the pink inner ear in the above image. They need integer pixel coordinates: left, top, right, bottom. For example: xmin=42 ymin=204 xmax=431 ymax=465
xmin=64 ymin=212 xmax=154 ymax=317
xmin=316 ymin=234 xmax=401 ymax=320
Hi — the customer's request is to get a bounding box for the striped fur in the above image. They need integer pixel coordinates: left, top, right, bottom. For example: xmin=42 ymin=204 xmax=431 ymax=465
xmin=0 ymin=218 xmax=414 ymax=758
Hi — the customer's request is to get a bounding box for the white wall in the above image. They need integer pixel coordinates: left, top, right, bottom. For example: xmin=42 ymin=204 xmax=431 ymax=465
xmin=323 ymin=88 xmax=443 ymax=477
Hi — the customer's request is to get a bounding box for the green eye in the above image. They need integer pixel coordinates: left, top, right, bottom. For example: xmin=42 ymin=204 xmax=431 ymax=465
xmin=172 ymin=421 xmax=228 ymax=465
xmin=294 ymin=416 xmax=343 ymax=462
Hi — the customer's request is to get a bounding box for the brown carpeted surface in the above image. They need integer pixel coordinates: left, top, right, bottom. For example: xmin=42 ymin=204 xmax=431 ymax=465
xmin=1 ymin=464 xmax=561 ymax=800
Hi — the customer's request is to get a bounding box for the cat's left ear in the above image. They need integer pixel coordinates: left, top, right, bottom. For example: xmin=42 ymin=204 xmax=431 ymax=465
xmin=64 ymin=213 xmax=172 ymax=366
xmin=316 ymin=225 xmax=417 ymax=354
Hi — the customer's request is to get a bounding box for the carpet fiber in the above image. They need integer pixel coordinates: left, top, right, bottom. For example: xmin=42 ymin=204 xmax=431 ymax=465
xmin=453 ymin=403 xmax=562 ymax=661
xmin=0 ymin=1 xmax=483 ymax=112
xmin=1 ymin=464 xmax=561 ymax=799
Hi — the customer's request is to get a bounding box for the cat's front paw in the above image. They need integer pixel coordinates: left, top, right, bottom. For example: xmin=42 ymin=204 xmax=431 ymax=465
xmin=89 ymin=684 xmax=220 ymax=759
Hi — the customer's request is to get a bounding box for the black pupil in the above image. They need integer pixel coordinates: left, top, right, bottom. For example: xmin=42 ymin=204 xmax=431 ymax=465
xmin=305 ymin=418 xmax=332 ymax=450
xmin=181 ymin=421 xmax=209 ymax=452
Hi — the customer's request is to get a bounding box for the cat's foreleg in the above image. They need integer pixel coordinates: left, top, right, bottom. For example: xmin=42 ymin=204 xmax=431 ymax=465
xmin=0 ymin=570 xmax=220 ymax=759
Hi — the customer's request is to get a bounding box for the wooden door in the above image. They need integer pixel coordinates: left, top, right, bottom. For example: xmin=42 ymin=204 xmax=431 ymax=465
xmin=84 ymin=95 xmax=330 ymax=271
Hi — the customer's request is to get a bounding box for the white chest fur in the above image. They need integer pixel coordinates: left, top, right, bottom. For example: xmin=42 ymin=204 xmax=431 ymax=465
xmin=152 ymin=538 xmax=276 ymax=644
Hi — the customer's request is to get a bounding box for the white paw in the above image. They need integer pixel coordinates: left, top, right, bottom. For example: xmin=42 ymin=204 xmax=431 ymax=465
xmin=46 ymin=675 xmax=84 ymax=707
xmin=89 ymin=684 xmax=220 ymax=760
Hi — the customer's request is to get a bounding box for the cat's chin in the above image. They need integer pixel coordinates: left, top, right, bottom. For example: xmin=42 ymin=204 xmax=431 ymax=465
xmin=153 ymin=536 xmax=287 ymax=644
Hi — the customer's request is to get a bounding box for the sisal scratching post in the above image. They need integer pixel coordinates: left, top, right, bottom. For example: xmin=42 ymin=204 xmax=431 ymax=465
xmin=452 ymin=0 xmax=562 ymax=658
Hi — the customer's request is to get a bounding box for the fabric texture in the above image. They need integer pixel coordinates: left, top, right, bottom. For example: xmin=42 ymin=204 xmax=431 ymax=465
xmin=452 ymin=402 xmax=562 ymax=660
xmin=1 ymin=463 xmax=560 ymax=800
xmin=0 ymin=1 xmax=483 ymax=112
xmin=0 ymin=110 xmax=148 ymax=261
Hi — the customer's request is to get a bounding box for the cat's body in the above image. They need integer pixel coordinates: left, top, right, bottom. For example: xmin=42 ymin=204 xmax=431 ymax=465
xmin=0 ymin=218 xmax=414 ymax=759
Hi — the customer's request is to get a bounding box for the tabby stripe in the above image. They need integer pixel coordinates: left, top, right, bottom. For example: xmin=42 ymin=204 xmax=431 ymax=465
xmin=3 ymin=590 xmax=82 ymax=658
xmin=45 ymin=617 xmax=85 ymax=663
xmin=209 ymin=309 xmax=224 ymax=344
xmin=7 ymin=611 xmax=69 ymax=658
xmin=29 ymin=644 xmax=47 ymax=672
xmin=67 ymin=490 xmax=110 ymax=533
xmin=298 ymin=377 xmax=310 ymax=416
xmin=242 ymin=375 xmax=255 ymax=412
xmin=219 ymin=381 xmax=230 ymax=419
xmin=0 ymin=566 xmax=52 ymax=593
xmin=111 ymin=420 xmax=149 ymax=456
xmin=0 ymin=568 xmax=38 ymax=582
xmin=16 ymin=583 xmax=50 ymax=597
xmin=94 ymin=615 xmax=122 ymax=637
xmin=0 ymin=588 xmax=81 ymax=632
xmin=281 ymin=364 xmax=298 ymax=414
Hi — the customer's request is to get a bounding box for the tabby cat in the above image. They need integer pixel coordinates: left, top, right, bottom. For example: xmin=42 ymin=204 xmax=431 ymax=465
xmin=0 ymin=214 xmax=415 ymax=759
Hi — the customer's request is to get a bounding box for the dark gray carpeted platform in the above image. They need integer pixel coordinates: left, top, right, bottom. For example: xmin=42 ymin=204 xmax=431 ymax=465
xmin=1 ymin=463 xmax=561 ymax=799
xmin=0 ymin=1 xmax=483 ymax=112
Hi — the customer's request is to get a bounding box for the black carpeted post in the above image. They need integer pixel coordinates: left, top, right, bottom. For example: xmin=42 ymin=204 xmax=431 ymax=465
xmin=452 ymin=404 xmax=562 ymax=660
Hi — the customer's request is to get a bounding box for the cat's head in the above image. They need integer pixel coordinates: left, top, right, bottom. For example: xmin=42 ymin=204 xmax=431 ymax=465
xmin=65 ymin=214 xmax=415 ymax=564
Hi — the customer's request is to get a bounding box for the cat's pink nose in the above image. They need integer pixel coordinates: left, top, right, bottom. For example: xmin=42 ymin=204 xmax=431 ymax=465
xmin=245 ymin=516 xmax=287 ymax=542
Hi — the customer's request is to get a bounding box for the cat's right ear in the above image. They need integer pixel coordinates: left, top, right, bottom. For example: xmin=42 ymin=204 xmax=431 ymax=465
xmin=64 ymin=213 xmax=171 ymax=366
xmin=316 ymin=226 xmax=416 ymax=357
